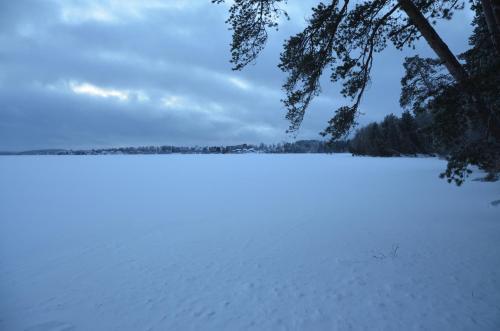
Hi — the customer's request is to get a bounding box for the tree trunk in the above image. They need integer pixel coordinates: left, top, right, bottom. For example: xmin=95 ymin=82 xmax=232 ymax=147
xmin=492 ymin=0 xmax=500 ymax=25
xmin=397 ymin=0 xmax=469 ymax=84
xmin=481 ymin=0 xmax=500 ymax=54
xmin=398 ymin=0 xmax=500 ymax=140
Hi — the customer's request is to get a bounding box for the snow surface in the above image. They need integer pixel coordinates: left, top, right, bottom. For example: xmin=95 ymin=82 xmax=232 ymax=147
xmin=0 ymin=154 xmax=499 ymax=330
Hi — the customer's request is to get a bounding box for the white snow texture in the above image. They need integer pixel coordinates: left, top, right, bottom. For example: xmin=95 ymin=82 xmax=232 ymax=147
xmin=0 ymin=154 xmax=499 ymax=330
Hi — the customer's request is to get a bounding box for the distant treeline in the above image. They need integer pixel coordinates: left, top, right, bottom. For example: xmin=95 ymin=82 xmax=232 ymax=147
xmin=350 ymin=111 xmax=435 ymax=156
xmin=1 ymin=112 xmax=436 ymax=157
xmin=1 ymin=140 xmax=349 ymax=156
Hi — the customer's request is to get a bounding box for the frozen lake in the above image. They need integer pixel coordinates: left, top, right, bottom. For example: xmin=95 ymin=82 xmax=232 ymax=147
xmin=1 ymin=154 xmax=499 ymax=330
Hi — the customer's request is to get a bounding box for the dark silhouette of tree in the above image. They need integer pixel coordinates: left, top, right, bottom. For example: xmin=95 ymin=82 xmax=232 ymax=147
xmin=215 ymin=0 xmax=499 ymax=184
xmin=401 ymin=4 xmax=500 ymax=184
xmin=349 ymin=111 xmax=432 ymax=157
xmin=399 ymin=111 xmax=421 ymax=153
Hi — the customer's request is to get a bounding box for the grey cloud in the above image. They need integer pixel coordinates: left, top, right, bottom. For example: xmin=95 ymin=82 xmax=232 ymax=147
xmin=0 ymin=0 xmax=473 ymax=151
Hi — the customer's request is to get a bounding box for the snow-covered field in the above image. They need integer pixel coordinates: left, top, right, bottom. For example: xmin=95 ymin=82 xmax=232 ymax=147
xmin=0 ymin=154 xmax=499 ymax=330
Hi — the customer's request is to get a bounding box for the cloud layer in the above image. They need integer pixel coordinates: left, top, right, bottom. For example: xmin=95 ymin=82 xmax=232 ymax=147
xmin=0 ymin=0 xmax=473 ymax=150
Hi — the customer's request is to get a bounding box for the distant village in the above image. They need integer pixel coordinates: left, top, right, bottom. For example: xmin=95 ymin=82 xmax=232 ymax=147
xmin=2 ymin=140 xmax=349 ymax=156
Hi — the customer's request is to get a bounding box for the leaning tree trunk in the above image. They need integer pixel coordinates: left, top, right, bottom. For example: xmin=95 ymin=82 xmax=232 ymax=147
xmin=492 ymin=0 xmax=500 ymax=25
xmin=397 ymin=0 xmax=469 ymax=84
xmin=397 ymin=0 xmax=500 ymax=140
xmin=481 ymin=0 xmax=500 ymax=54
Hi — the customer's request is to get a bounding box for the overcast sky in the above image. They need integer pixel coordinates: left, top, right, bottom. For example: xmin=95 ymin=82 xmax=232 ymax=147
xmin=0 ymin=0 xmax=474 ymax=151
